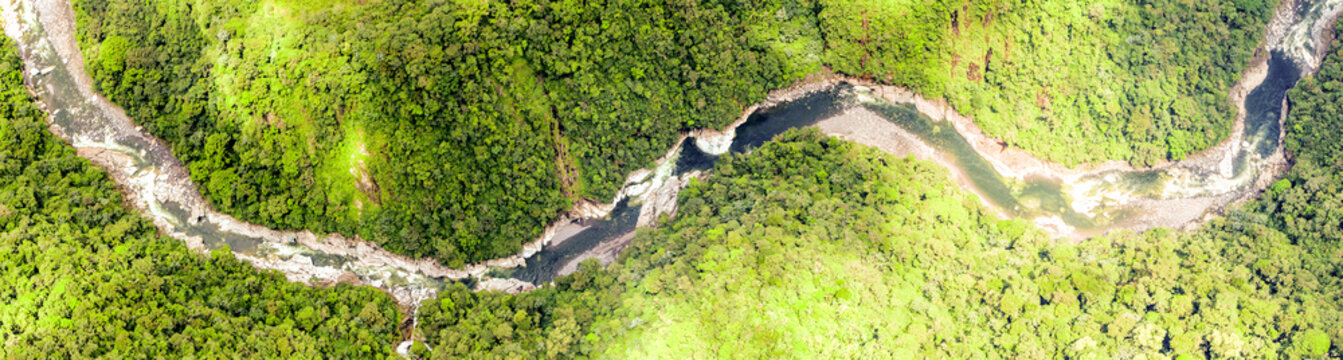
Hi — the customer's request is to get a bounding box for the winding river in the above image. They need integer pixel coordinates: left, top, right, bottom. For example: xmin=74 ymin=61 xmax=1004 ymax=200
xmin=509 ymin=0 xmax=1343 ymax=283
xmin=3 ymin=0 xmax=1340 ymax=334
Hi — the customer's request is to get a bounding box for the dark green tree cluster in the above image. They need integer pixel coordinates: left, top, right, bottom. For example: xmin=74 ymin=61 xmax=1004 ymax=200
xmin=531 ymin=0 xmax=798 ymax=196
xmin=74 ymin=0 xmax=352 ymax=246
xmin=353 ymin=0 xmax=799 ymax=262
xmin=73 ymin=0 xmax=800 ymax=266
xmin=0 ymin=38 xmax=402 ymax=358
xmin=415 ymin=128 xmax=1339 ymax=358
xmin=414 ymin=263 xmax=621 ymax=359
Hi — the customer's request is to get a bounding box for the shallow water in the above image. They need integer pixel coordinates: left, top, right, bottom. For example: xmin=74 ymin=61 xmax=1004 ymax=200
xmin=854 ymin=50 xmax=1299 ymax=233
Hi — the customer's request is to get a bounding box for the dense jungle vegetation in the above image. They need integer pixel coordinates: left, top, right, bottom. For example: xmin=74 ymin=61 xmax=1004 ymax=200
xmin=9 ymin=2 xmax=1343 ymax=356
xmin=0 ymin=39 xmax=403 ymax=358
xmin=414 ymin=127 xmax=1340 ymax=358
xmin=408 ymin=29 xmax=1343 ymax=354
xmin=72 ymin=0 xmax=803 ymax=266
xmin=71 ymin=0 xmax=1273 ymax=265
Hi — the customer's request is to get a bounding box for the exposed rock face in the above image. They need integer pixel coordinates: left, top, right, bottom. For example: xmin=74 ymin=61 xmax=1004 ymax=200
xmin=690 ymin=127 xmax=734 ymax=155
xmin=637 ymin=171 xmax=701 ymax=228
xmin=1270 ymin=0 xmax=1343 ymax=71
xmin=475 ymin=278 xmax=538 ymax=294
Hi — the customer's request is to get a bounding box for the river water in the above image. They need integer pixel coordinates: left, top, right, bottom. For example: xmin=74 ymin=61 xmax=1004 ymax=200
xmin=4 ymin=0 xmax=1339 ymax=303
xmin=508 ymin=88 xmax=851 ymax=283
xmin=511 ymin=50 xmax=1290 ymax=283
xmin=512 ymin=0 xmax=1342 ymax=283
xmin=0 ymin=0 xmax=461 ymax=308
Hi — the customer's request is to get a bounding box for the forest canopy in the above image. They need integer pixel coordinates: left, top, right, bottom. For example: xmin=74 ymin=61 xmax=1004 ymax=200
xmin=71 ymin=0 xmax=801 ymax=266
xmin=70 ymin=0 xmax=1276 ymax=265
xmin=413 ymin=128 xmax=1342 ymax=358
xmin=408 ymin=28 xmax=1343 ymax=357
xmin=7 ymin=2 xmax=1343 ymax=357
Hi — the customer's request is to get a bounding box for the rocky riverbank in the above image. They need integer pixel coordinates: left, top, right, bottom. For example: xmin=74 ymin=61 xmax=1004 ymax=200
xmin=7 ymin=0 xmax=1337 ymax=318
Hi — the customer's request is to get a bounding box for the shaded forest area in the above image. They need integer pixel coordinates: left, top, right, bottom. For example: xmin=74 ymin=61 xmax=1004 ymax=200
xmin=70 ymin=0 xmax=1278 ymax=266
xmin=0 ymin=38 xmax=404 ymax=357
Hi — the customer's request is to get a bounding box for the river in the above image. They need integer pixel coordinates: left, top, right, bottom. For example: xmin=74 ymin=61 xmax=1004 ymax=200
xmin=0 ymin=0 xmax=466 ymax=309
xmin=508 ymin=0 xmax=1343 ymax=283
xmin=2 ymin=0 xmax=1339 ymax=335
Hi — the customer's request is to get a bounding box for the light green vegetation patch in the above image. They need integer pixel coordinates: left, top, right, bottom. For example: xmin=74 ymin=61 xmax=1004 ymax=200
xmin=326 ymin=117 xmax=376 ymax=214
xmin=206 ymin=0 xmax=378 ymax=218
xmin=749 ymin=0 xmax=827 ymax=82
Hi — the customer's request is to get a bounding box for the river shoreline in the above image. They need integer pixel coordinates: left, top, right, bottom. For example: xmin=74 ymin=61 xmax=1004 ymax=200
xmin=2 ymin=0 xmax=463 ymax=308
xmin=5 ymin=0 xmax=1338 ymax=320
xmin=0 ymin=0 xmax=857 ymax=305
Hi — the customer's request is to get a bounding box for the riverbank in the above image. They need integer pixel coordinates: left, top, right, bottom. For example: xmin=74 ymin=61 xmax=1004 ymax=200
xmin=812 ymin=52 xmax=1276 ymax=239
xmin=1 ymin=0 xmax=470 ymax=308
xmin=8 ymin=0 xmax=1337 ymax=311
xmin=811 ymin=0 xmax=1339 ymax=238
xmin=471 ymin=0 xmax=1343 ymax=266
